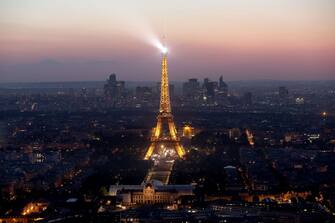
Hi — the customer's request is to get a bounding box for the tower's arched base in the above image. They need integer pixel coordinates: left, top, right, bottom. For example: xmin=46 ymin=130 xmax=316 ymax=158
xmin=144 ymin=114 xmax=185 ymax=160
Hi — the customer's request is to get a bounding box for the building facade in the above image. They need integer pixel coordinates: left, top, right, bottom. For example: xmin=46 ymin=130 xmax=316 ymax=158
xmin=109 ymin=181 xmax=194 ymax=206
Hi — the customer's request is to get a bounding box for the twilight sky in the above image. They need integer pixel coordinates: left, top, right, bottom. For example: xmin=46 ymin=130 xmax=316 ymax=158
xmin=0 ymin=0 xmax=334 ymax=82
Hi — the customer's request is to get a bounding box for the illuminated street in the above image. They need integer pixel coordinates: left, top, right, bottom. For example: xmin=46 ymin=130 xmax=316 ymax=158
xmin=145 ymin=158 xmax=174 ymax=184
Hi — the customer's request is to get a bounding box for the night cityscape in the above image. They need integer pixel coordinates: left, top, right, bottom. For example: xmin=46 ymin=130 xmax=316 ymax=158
xmin=1 ymin=1 xmax=335 ymax=223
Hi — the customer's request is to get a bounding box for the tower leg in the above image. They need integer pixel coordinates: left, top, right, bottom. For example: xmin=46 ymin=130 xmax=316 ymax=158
xmin=168 ymin=119 xmax=186 ymax=158
xmin=144 ymin=143 xmax=155 ymax=160
xmin=175 ymin=142 xmax=185 ymax=158
xmin=168 ymin=119 xmax=178 ymax=140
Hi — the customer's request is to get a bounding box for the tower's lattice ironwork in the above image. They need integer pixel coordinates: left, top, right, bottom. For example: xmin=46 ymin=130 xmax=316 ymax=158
xmin=144 ymin=51 xmax=185 ymax=160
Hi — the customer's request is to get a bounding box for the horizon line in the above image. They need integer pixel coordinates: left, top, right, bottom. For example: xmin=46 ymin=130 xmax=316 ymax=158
xmin=1 ymin=79 xmax=335 ymax=85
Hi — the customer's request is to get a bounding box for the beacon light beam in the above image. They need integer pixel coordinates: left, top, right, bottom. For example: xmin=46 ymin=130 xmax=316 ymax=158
xmin=152 ymin=39 xmax=168 ymax=54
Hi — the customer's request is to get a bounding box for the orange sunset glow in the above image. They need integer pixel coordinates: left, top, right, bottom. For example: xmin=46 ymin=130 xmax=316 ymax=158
xmin=0 ymin=0 xmax=334 ymax=82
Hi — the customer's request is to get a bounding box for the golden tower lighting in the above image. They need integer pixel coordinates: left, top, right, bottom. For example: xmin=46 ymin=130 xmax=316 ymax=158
xmin=144 ymin=44 xmax=185 ymax=160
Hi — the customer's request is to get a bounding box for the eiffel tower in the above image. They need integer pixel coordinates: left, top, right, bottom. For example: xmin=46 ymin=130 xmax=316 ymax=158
xmin=144 ymin=46 xmax=185 ymax=160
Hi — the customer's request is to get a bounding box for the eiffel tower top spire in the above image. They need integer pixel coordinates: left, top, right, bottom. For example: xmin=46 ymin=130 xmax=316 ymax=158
xmin=159 ymin=51 xmax=171 ymax=113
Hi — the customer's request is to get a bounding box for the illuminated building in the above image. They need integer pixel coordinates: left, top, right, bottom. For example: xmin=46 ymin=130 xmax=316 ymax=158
xmin=109 ymin=181 xmax=193 ymax=206
xmin=144 ymin=45 xmax=185 ymax=159
xmin=295 ymin=97 xmax=304 ymax=104
xmin=245 ymin=129 xmax=255 ymax=146
xmin=0 ymin=217 xmax=30 ymax=223
xmin=30 ymin=151 xmax=45 ymax=163
xmin=21 ymin=201 xmax=48 ymax=216
xmin=182 ymin=125 xmax=195 ymax=139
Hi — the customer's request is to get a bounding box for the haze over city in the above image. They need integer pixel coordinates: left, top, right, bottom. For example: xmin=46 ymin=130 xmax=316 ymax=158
xmin=1 ymin=0 xmax=335 ymax=82
xmin=1 ymin=1 xmax=335 ymax=222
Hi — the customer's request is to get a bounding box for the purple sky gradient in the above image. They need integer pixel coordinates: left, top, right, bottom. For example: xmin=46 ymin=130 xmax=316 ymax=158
xmin=0 ymin=0 xmax=334 ymax=82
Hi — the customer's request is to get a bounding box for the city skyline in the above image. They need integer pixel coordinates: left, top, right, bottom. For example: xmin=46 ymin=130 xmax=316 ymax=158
xmin=1 ymin=2 xmax=335 ymax=222
xmin=1 ymin=0 xmax=335 ymax=82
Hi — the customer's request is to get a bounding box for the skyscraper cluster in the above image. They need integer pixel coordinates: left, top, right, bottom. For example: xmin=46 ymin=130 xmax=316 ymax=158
xmin=182 ymin=76 xmax=228 ymax=106
xmin=104 ymin=73 xmax=126 ymax=105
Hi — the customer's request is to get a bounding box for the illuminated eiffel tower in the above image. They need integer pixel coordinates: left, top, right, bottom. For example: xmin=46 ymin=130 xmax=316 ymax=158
xmin=144 ymin=46 xmax=185 ymax=160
